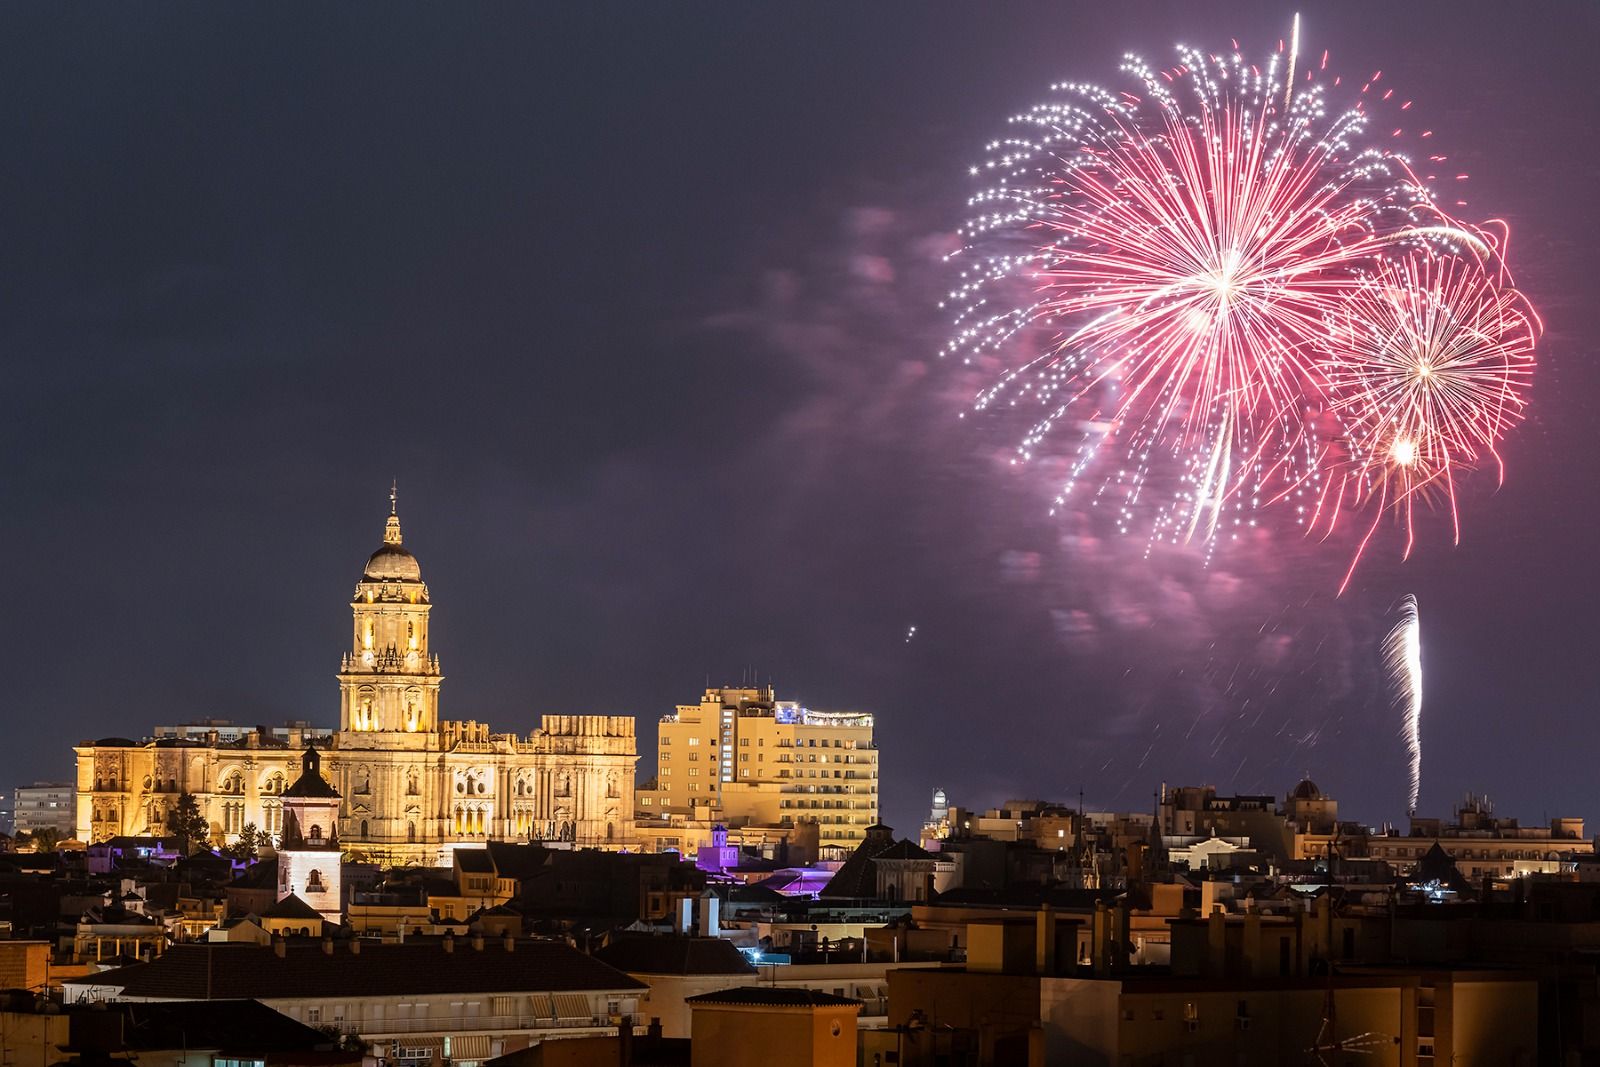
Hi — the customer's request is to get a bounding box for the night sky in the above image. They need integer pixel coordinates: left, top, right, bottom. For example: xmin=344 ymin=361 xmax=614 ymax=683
xmin=4 ymin=3 xmax=1597 ymax=835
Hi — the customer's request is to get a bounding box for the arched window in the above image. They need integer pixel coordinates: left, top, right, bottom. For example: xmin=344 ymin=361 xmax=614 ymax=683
xmin=306 ymin=869 xmax=324 ymax=892
xmin=407 ymin=820 xmax=417 ymax=843
xmin=359 ymin=820 xmax=369 ymax=839
xmin=309 ymin=824 xmax=323 ymax=844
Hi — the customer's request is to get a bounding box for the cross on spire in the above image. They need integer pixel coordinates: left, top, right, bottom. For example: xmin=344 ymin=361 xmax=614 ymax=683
xmin=390 ymin=480 xmax=398 ymax=516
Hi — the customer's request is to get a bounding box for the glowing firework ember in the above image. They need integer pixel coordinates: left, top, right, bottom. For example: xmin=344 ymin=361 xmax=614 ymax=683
xmin=945 ymin=21 xmax=1537 ymax=583
xmin=1383 ymin=594 xmax=1423 ymax=813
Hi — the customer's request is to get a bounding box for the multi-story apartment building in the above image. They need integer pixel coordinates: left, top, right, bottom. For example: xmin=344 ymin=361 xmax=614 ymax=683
xmin=650 ymin=687 xmax=877 ymax=859
xmin=13 ymin=782 xmax=76 ymax=838
xmin=1367 ymin=793 xmax=1591 ymax=879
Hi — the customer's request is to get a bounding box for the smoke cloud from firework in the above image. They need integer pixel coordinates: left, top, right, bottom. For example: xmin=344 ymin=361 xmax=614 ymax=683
xmin=944 ymin=24 xmax=1538 ymax=590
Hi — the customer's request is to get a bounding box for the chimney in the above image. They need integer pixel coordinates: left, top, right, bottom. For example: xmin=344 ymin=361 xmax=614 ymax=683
xmin=703 ymin=895 xmax=721 ymax=939
xmin=471 ymin=934 xmax=485 ymax=952
xmin=618 ymin=1016 xmax=634 ymax=1067
xmin=1206 ymin=906 xmax=1226 ymax=979
xmin=443 ymin=933 xmax=455 ymax=953
xmin=321 ymin=937 xmax=334 ymax=956
xmin=1035 ymin=904 xmax=1058 ymax=976
xmin=273 ymin=935 xmax=286 ymax=959
xmin=1112 ymin=900 xmax=1131 ymax=970
xmin=1092 ymin=902 xmax=1110 ymax=977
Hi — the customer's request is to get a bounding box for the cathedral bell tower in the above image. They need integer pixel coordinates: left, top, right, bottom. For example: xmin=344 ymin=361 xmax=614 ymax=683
xmin=338 ymin=487 xmax=443 ymax=745
xmin=278 ymin=744 xmax=343 ymax=924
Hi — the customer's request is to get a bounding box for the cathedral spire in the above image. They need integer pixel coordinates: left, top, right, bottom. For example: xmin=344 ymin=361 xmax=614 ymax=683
xmin=385 ymin=481 xmax=403 ymax=545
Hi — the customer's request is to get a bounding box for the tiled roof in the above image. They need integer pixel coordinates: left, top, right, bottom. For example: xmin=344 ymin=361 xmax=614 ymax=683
xmin=82 ymin=940 xmax=646 ymax=1000
xmin=875 ymin=840 xmax=935 ymax=862
xmin=819 ymin=828 xmax=899 ymax=899
xmin=487 ymin=841 xmax=553 ymax=879
xmin=281 ymin=771 xmax=340 ymax=799
xmin=595 ymin=936 xmax=757 ymax=977
xmin=455 ymin=849 xmax=495 ymax=874
xmin=686 ymin=986 xmax=861 ymax=1008
xmin=259 ymin=894 xmax=323 ymax=921
xmin=65 ymin=999 xmax=335 ymax=1054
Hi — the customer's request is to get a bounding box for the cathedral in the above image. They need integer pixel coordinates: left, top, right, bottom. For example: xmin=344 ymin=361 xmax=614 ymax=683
xmin=73 ymin=494 xmax=638 ymax=866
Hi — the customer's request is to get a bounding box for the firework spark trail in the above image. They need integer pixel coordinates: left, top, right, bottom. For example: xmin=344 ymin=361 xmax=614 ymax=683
xmin=1384 ymin=594 xmax=1423 ymax=813
xmin=945 ymin=22 xmax=1537 ymax=586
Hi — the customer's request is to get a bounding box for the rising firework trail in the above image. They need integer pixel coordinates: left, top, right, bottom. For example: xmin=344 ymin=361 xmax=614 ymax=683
xmin=945 ymin=20 xmax=1537 ymax=586
xmin=1383 ymin=594 xmax=1423 ymax=814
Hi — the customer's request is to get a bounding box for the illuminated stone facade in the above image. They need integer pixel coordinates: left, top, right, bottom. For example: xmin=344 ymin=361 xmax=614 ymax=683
xmin=74 ymin=497 xmax=638 ymax=866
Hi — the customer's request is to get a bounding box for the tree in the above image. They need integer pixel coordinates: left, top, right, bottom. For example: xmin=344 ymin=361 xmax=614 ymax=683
xmin=22 ymin=827 xmax=62 ymax=853
xmin=223 ymin=822 xmax=260 ymax=862
xmin=170 ymin=793 xmax=212 ymax=854
xmin=255 ymin=827 xmax=274 ymax=853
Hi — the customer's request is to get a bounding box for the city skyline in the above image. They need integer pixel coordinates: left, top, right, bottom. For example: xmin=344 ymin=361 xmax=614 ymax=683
xmin=6 ymin=2 xmax=1599 ymax=836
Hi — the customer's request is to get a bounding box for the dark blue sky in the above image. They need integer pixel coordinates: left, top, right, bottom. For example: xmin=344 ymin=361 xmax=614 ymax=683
xmin=3 ymin=3 xmax=1596 ymax=834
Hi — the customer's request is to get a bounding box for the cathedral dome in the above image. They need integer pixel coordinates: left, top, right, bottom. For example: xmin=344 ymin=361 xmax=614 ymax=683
xmin=361 ymin=489 xmax=423 ymax=583
xmin=364 ymin=542 xmax=422 ymax=582
xmin=1291 ymin=778 xmax=1322 ymax=801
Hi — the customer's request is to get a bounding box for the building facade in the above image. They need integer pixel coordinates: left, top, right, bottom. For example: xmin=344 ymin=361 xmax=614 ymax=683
xmin=1367 ymin=793 xmax=1592 ymax=879
xmin=646 ymin=686 xmax=877 ymax=859
xmin=73 ymin=497 xmax=638 ymax=866
xmin=14 ymin=783 xmax=76 ymax=838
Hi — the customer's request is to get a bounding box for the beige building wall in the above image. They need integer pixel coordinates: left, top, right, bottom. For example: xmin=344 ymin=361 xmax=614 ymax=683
xmin=689 ymin=1002 xmax=860 ymax=1067
xmin=0 ymin=941 xmax=50 ymax=993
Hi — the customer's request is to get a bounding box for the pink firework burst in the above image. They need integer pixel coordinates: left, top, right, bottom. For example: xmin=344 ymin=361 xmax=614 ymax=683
xmin=946 ymin=29 xmax=1536 ymax=584
xmin=1313 ymin=240 xmax=1539 ymax=590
